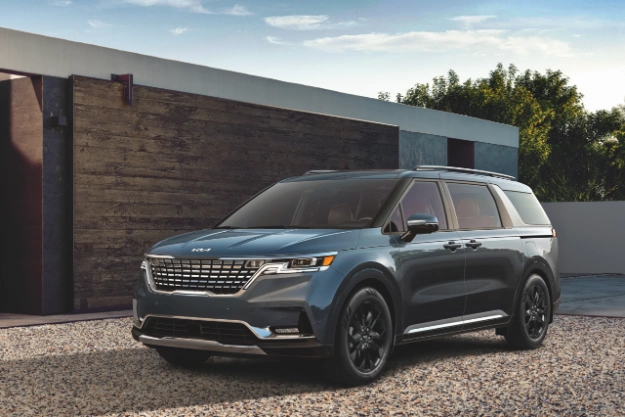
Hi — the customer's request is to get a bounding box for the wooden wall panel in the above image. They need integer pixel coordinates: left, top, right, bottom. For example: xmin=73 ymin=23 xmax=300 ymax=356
xmin=72 ymin=76 xmax=399 ymax=312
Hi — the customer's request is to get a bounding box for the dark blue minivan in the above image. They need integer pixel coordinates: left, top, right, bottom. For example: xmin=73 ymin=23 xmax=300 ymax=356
xmin=132 ymin=166 xmax=560 ymax=385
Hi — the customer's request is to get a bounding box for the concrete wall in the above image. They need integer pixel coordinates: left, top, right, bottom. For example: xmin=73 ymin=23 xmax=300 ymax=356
xmin=42 ymin=76 xmax=72 ymax=314
xmin=542 ymin=201 xmax=625 ymax=275
xmin=399 ymin=131 xmax=447 ymax=169
xmin=0 ymin=27 xmax=519 ymax=148
xmin=474 ymin=142 xmax=519 ymax=178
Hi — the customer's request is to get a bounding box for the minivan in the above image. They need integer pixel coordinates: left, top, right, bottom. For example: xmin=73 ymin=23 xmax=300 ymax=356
xmin=132 ymin=165 xmax=560 ymax=385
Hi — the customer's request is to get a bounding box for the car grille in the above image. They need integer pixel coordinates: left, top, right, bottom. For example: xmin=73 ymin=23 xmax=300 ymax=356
xmin=143 ymin=317 xmax=258 ymax=345
xmin=149 ymin=258 xmax=259 ymax=295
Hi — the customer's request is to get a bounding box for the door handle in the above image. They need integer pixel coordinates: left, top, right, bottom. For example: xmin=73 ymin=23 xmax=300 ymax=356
xmin=466 ymin=240 xmax=482 ymax=250
xmin=443 ymin=241 xmax=462 ymax=252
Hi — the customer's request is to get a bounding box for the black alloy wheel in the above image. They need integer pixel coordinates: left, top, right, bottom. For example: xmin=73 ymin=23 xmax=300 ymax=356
xmin=347 ymin=299 xmax=388 ymax=373
xmin=524 ymin=282 xmax=547 ymax=340
xmin=324 ymin=286 xmax=393 ymax=385
xmin=505 ymin=274 xmax=551 ymax=349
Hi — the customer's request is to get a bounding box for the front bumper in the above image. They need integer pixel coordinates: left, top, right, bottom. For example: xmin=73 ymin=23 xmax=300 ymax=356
xmin=133 ymin=263 xmax=346 ymax=357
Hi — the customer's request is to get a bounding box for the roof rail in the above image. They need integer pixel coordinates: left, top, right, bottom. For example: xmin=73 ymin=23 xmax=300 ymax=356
xmin=413 ymin=165 xmax=516 ymax=181
xmin=303 ymin=170 xmax=339 ymax=176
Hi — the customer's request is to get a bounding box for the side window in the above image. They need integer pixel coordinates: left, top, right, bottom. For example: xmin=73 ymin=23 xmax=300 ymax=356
xmin=503 ymin=191 xmax=550 ymax=225
xmin=383 ymin=205 xmax=404 ymax=233
xmin=400 ymin=181 xmax=448 ymax=230
xmin=447 ymin=183 xmax=502 ymax=229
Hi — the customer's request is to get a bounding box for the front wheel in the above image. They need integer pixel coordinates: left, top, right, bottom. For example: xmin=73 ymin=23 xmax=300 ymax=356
xmin=156 ymin=347 xmax=212 ymax=367
xmin=324 ymin=287 xmax=393 ymax=385
xmin=505 ymin=274 xmax=551 ymax=349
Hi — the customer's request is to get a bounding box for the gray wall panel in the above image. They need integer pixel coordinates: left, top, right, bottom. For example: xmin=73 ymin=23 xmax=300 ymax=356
xmin=399 ymin=131 xmax=447 ymax=169
xmin=42 ymin=76 xmax=72 ymax=314
xmin=474 ymin=142 xmax=518 ymax=178
xmin=542 ymin=201 xmax=625 ymax=275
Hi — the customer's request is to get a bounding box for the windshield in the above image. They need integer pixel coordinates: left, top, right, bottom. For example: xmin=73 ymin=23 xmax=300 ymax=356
xmin=215 ymin=179 xmax=400 ymax=229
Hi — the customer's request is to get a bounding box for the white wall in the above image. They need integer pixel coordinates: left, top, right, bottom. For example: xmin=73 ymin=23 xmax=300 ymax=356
xmin=0 ymin=27 xmax=519 ymax=148
xmin=542 ymin=201 xmax=625 ymax=275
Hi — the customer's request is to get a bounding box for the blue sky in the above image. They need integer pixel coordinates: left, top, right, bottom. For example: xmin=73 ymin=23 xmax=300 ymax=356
xmin=1 ymin=0 xmax=624 ymax=111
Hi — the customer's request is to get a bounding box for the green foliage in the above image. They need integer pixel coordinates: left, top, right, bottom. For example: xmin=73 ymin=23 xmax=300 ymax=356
xmin=384 ymin=64 xmax=625 ymax=202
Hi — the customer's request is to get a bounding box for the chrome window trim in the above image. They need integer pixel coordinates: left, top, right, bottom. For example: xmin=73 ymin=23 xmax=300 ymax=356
xmin=143 ymin=252 xmax=337 ymax=297
xmin=134 ymin=314 xmax=316 ymax=340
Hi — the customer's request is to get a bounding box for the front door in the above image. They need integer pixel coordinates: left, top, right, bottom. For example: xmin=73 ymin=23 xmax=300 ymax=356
xmin=388 ymin=180 xmax=467 ymax=335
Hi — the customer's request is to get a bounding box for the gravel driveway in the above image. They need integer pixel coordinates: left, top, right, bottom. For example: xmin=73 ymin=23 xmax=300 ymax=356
xmin=1 ymin=316 xmax=623 ymax=417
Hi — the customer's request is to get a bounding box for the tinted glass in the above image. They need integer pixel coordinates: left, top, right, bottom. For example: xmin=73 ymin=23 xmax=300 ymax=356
xmin=400 ymin=181 xmax=448 ymax=230
xmin=504 ymin=191 xmax=550 ymax=225
xmin=216 ymin=179 xmax=399 ymax=229
xmin=384 ymin=205 xmax=404 ymax=233
xmin=447 ymin=183 xmax=502 ymax=229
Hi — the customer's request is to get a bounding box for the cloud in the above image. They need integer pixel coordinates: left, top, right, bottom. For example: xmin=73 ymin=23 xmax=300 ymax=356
xmin=264 ymin=15 xmax=356 ymax=30
xmin=50 ymin=0 xmax=72 ymax=5
xmin=119 ymin=0 xmax=212 ymax=14
xmin=448 ymin=15 xmax=496 ymax=25
xmin=302 ymin=30 xmax=573 ymax=56
xmin=88 ymin=20 xmax=111 ymax=28
xmin=264 ymin=36 xmax=286 ymax=45
xmin=223 ymin=4 xmax=252 ymax=16
xmin=170 ymin=27 xmax=189 ymax=35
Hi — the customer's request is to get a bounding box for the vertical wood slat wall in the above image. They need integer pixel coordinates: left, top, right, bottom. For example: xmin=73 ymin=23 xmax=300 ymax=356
xmin=72 ymin=76 xmax=399 ymax=312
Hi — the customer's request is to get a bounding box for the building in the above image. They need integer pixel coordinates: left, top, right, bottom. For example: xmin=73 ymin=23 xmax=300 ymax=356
xmin=0 ymin=27 xmax=519 ymax=315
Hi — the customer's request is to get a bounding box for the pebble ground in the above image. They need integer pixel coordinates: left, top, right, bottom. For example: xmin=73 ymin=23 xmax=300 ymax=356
xmin=1 ymin=315 xmax=623 ymax=417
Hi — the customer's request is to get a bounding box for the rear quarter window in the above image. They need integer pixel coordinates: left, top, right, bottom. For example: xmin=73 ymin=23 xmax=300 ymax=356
xmin=504 ymin=191 xmax=550 ymax=225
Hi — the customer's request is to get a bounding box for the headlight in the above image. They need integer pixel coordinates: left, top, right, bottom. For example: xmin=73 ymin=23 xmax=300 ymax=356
xmin=289 ymin=256 xmax=335 ymax=268
xmin=260 ymin=255 xmax=336 ymax=275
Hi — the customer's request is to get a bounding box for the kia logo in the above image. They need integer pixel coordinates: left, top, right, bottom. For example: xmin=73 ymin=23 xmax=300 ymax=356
xmin=191 ymin=248 xmax=211 ymax=253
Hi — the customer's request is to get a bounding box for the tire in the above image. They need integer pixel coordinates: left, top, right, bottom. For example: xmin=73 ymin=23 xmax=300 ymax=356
xmin=505 ymin=274 xmax=551 ymax=349
xmin=324 ymin=287 xmax=393 ymax=385
xmin=156 ymin=347 xmax=212 ymax=367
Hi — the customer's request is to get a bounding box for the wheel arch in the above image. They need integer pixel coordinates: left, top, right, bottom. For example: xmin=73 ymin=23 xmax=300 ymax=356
xmin=513 ymin=257 xmax=556 ymax=323
xmin=324 ymin=263 xmax=402 ymax=347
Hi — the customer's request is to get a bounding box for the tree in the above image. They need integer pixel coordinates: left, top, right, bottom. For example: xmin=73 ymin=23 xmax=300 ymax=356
xmin=383 ymin=64 xmax=625 ymax=202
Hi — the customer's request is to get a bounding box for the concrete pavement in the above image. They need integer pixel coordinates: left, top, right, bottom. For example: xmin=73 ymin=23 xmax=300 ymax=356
xmin=556 ymin=275 xmax=625 ymax=318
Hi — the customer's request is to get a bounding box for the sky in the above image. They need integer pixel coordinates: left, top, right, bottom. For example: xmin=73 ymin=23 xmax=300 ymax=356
xmin=1 ymin=0 xmax=624 ymax=112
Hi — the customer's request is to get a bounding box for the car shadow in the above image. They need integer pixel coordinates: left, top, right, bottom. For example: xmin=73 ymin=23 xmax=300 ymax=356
xmin=0 ymin=333 xmax=511 ymax=416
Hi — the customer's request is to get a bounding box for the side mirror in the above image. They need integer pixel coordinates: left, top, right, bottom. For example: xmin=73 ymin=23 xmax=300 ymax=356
xmin=401 ymin=213 xmax=439 ymax=242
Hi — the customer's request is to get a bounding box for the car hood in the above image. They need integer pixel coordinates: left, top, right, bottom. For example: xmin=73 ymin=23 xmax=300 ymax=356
xmin=147 ymin=228 xmax=360 ymax=258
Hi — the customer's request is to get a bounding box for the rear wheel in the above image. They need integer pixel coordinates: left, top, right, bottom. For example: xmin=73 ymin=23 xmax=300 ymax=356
xmin=324 ymin=287 xmax=393 ymax=385
xmin=505 ymin=274 xmax=551 ymax=349
xmin=156 ymin=347 xmax=212 ymax=367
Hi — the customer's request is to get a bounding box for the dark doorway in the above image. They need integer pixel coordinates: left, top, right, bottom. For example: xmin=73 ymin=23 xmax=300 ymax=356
xmin=0 ymin=73 xmax=44 ymax=314
xmin=447 ymin=138 xmax=474 ymax=169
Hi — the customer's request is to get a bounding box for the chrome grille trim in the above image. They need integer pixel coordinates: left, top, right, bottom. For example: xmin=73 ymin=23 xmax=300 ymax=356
xmin=142 ymin=251 xmax=337 ymax=297
xmin=148 ymin=258 xmax=259 ymax=295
